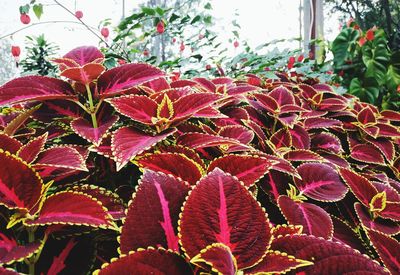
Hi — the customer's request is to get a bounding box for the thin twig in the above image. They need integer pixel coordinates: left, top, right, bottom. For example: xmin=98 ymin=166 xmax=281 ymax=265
xmin=0 ymin=20 xmax=98 ymax=40
xmin=53 ymin=0 xmax=109 ymax=47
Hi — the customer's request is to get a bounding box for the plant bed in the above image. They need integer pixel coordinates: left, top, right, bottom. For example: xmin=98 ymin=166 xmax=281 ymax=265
xmin=0 ymin=46 xmax=399 ymax=274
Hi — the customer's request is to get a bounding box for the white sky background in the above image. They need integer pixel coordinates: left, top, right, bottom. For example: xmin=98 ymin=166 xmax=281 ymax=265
xmin=0 ymin=0 xmax=340 ymax=57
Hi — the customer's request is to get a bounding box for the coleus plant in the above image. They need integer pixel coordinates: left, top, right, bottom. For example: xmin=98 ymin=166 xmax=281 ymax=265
xmin=0 ymin=46 xmax=399 ymax=274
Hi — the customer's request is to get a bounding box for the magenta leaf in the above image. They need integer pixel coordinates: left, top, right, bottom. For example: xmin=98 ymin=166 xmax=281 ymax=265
xmin=94 ymin=247 xmax=192 ymax=274
xmin=367 ymin=229 xmax=400 ymax=274
xmin=179 ymin=168 xmax=272 ymax=270
xmin=97 ymin=63 xmax=164 ymax=97
xmin=0 ymin=76 xmax=76 ymax=106
xmin=294 ymin=163 xmax=348 ymax=201
xmin=71 ymin=115 xmax=118 ymax=146
xmin=111 ymin=127 xmax=176 ymax=171
xmin=278 ymin=195 xmax=333 ymax=239
xmin=191 ymin=243 xmax=237 ymax=275
xmin=136 ymin=153 xmax=203 ymax=185
xmin=17 ymin=132 xmax=48 ymax=163
xmin=25 ymin=191 xmax=115 ymax=228
xmin=35 ymin=146 xmax=88 ymax=171
xmin=120 ymin=170 xmax=189 ymax=253
xmin=351 ymin=144 xmax=385 ymax=165
xmin=0 ymin=233 xmax=42 ymax=264
xmin=243 ymin=250 xmax=312 ymax=274
xmin=271 ymin=235 xmax=388 ymax=274
xmin=0 ymin=149 xmax=43 ymax=212
xmin=207 ymin=155 xmax=274 ymax=187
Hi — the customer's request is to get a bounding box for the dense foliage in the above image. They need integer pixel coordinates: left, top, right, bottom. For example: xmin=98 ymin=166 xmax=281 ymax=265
xmin=332 ymin=21 xmax=400 ymax=109
xmin=0 ymin=46 xmax=399 ymax=274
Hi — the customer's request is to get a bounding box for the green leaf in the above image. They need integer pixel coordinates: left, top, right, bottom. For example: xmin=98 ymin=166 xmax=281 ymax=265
xmin=169 ymin=13 xmax=180 ymax=22
xmin=349 ymin=77 xmax=380 ymax=104
xmin=191 ymin=15 xmax=201 ymax=25
xmin=386 ymin=51 xmax=400 ymax=91
xmin=19 ymin=4 xmax=30 ymax=14
xmin=32 ymin=4 xmax=43 ymax=19
xmin=204 ymin=2 xmax=212 ymax=9
xmin=362 ymin=30 xmax=390 ymax=85
xmin=203 ymin=15 xmax=212 ymax=24
xmin=155 ymin=7 xmax=165 ymax=16
xmin=141 ymin=7 xmax=155 ymax=15
xmin=331 ymin=27 xmax=359 ymax=67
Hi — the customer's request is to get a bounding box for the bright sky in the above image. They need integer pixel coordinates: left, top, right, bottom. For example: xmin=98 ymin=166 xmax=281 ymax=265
xmin=0 ymin=0 xmax=340 ymax=56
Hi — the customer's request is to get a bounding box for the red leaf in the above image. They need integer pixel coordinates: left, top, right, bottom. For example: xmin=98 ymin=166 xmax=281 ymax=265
xmin=295 ymin=163 xmax=348 ymax=201
xmin=367 ymin=229 xmax=400 ymax=274
xmin=278 ymin=195 xmax=333 ymax=239
xmin=354 ymin=203 xmax=400 ymax=235
xmin=339 ymin=168 xmax=378 ymax=206
xmin=289 ymin=125 xmax=310 ymax=149
xmin=35 ymin=146 xmax=88 ymax=171
xmin=269 ymin=128 xmax=292 ymax=150
xmin=136 ymin=153 xmax=204 ymax=185
xmin=60 ymin=63 xmax=105 ymax=84
xmin=179 ymin=169 xmax=272 ymax=270
xmin=218 ymin=125 xmax=254 ymax=144
xmin=351 ymin=144 xmax=385 ymax=165
xmin=376 ymin=123 xmax=400 ymax=138
xmin=71 ymin=115 xmax=118 ymax=146
xmin=271 ymin=235 xmax=388 ymax=274
xmin=111 ymin=127 xmax=176 ymax=171
xmin=191 ymin=243 xmax=237 ymax=275
xmin=177 ymin=132 xmax=244 ymax=149
xmin=357 ymin=107 xmax=376 ymax=125
xmin=207 ymin=155 xmax=274 ymax=187
xmin=120 ymin=170 xmax=189 ymax=253
xmin=0 ymin=233 xmax=42 ymax=265
xmin=380 ymin=202 xmax=400 ymax=221
xmin=269 ymin=86 xmax=295 ymax=106
xmin=283 ymin=150 xmax=324 ymax=162
xmin=65 ymin=185 xmax=125 ymax=220
xmin=97 ymin=64 xmax=164 ymax=97
xmin=304 ymin=117 xmax=342 ymax=129
xmin=106 ymin=95 xmax=158 ymax=125
xmin=0 ymin=134 xmax=22 ymax=154
xmin=173 ymin=93 xmax=221 ymax=119
xmin=17 ymin=132 xmax=48 ymax=163
xmin=244 ymin=250 xmax=312 ymax=274
xmin=272 ymin=224 xmax=303 ymax=238
xmin=311 ymin=132 xmax=342 ymax=154
xmin=54 ymin=46 xmax=104 ymax=68
xmin=25 ymin=191 xmax=115 ymax=228
xmin=0 ymin=76 xmax=75 ymax=105
xmin=367 ymin=138 xmax=395 ymax=161
xmin=0 ymin=150 xmax=42 ymax=212
xmin=94 ymin=247 xmax=192 ymax=274
xmin=331 ymin=216 xmax=367 ymax=252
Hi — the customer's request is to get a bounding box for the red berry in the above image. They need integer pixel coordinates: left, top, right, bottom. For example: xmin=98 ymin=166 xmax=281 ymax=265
xmin=199 ymin=34 xmax=204 ymax=39
xmin=205 ymin=64 xmax=211 ymax=70
xmin=358 ymin=37 xmax=367 ymax=47
xmin=11 ymin=46 xmax=21 ymax=57
xmin=338 ymin=70 xmax=344 ymax=77
xmin=20 ymin=13 xmax=30 ymax=24
xmin=118 ymin=59 xmax=126 ymax=65
xmin=180 ymin=42 xmax=185 ymax=52
xmin=288 ymin=56 xmax=296 ymax=69
xmin=264 ymin=67 xmax=271 ymax=71
xmin=326 ymin=70 xmax=333 ymax=75
xmin=233 ymin=40 xmax=239 ymax=48
xmin=366 ymin=29 xmax=374 ymax=41
xmin=297 ymin=54 xmax=304 ymax=62
xmin=156 ymin=21 xmax=165 ymax=34
xmin=75 ymin=10 xmax=83 ymax=19
xmin=397 ymin=85 xmax=400 ymax=93
xmin=172 ymin=37 xmax=176 ymax=43
xmin=101 ymin=27 xmax=110 ymax=39
xmin=143 ymin=49 xmax=149 ymax=57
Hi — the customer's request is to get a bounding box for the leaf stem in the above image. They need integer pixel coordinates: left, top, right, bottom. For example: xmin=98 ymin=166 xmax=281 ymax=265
xmin=27 ymin=227 xmax=35 ymax=275
xmin=85 ymin=84 xmax=98 ymax=128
